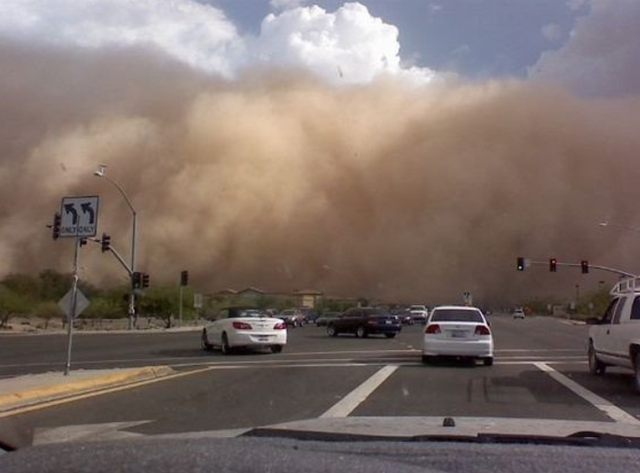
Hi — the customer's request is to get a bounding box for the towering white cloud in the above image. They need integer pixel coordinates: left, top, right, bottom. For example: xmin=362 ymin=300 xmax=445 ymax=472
xmin=255 ymin=2 xmax=435 ymax=84
xmin=0 ymin=0 xmax=435 ymax=85
xmin=0 ymin=0 xmax=245 ymax=77
xmin=530 ymin=0 xmax=640 ymax=96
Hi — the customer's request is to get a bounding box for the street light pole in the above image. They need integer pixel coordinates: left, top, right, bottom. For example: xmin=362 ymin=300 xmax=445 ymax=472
xmin=94 ymin=164 xmax=138 ymax=330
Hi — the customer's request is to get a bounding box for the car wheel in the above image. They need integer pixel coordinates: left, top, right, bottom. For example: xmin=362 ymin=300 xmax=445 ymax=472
xmin=384 ymin=333 xmax=396 ymax=339
xmin=327 ymin=325 xmax=338 ymax=337
xmin=201 ymin=329 xmax=213 ymax=352
xmin=271 ymin=345 xmax=283 ymax=354
xmin=422 ymin=355 xmax=432 ymax=365
xmin=632 ymin=351 xmax=640 ymax=393
xmin=588 ymin=342 xmax=606 ymax=375
xmin=221 ymin=333 xmax=232 ymax=355
xmin=483 ymin=357 xmax=494 ymax=366
xmin=356 ymin=326 xmax=367 ymax=338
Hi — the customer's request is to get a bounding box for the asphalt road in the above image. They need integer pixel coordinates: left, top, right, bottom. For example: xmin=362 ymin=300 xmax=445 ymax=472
xmin=2 ymin=315 xmax=640 ymax=447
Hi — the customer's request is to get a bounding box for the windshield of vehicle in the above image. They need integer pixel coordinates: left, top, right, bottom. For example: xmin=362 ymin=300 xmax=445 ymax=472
xmin=232 ymin=309 xmax=264 ymax=318
xmin=1 ymin=0 xmax=639 ymax=457
xmin=430 ymin=310 xmax=484 ymax=323
xmin=363 ymin=309 xmax=389 ymax=316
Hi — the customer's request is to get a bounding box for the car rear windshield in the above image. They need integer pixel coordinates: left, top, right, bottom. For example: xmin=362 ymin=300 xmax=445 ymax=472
xmin=363 ymin=308 xmax=388 ymax=316
xmin=430 ymin=310 xmax=484 ymax=323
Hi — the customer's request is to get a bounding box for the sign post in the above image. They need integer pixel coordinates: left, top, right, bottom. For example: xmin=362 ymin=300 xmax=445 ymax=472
xmin=55 ymin=196 xmax=99 ymax=375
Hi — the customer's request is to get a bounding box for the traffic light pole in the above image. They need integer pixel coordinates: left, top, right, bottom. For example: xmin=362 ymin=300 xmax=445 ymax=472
xmin=525 ymin=260 xmax=638 ymax=278
xmin=179 ymin=285 xmax=184 ymax=327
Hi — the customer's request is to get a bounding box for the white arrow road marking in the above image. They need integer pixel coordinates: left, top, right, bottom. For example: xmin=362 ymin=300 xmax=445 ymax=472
xmin=33 ymin=420 xmax=151 ymax=445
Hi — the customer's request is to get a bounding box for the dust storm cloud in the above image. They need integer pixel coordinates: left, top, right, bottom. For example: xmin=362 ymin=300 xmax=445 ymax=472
xmin=1 ymin=43 xmax=640 ymax=303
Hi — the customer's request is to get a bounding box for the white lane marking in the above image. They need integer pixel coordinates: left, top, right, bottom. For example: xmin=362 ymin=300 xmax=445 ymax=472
xmin=320 ymin=365 xmax=399 ymax=418
xmin=496 ymin=349 xmax=582 ymax=353
xmin=534 ymin=362 xmax=640 ymax=425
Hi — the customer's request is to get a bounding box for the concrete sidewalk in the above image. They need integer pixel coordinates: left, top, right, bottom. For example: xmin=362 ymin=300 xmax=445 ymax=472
xmin=0 ymin=366 xmax=174 ymax=413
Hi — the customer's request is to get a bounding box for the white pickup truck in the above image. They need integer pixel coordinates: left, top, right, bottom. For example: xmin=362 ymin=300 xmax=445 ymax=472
xmin=588 ymin=278 xmax=640 ymax=393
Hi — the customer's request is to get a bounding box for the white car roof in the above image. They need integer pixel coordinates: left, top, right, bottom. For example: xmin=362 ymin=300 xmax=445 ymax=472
xmin=432 ymin=305 xmax=482 ymax=311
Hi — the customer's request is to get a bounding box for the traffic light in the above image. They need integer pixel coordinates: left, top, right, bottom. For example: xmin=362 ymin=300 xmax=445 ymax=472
xmin=52 ymin=213 xmax=61 ymax=240
xmin=142 ymin=273 xmax=150 ymax=288
xmin=101 ymin=234 xmax=111 ymax=253
xmin=132 ymin=271 xmax=142 ymax=289
xmin=549 ymin=258 xmax=557 ymax=272
xmin=180 ymin=270 xmax=189 ymax=286
xmin=581 ymin=260 xmax=589 ymax=274
xmin=517 ymin=257 xmax=525 ymax=271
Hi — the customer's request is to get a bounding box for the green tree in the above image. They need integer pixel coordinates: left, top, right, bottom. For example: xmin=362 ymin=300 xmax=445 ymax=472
xmin=0 ymin=285 xmax=34 ymax=329
xmin=33 ymin=301 xmax=64 ymax=329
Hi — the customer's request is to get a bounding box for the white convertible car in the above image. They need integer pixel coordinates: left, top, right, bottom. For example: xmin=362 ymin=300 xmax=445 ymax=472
xmin=201 ymin=307 xmax=287 ymax=354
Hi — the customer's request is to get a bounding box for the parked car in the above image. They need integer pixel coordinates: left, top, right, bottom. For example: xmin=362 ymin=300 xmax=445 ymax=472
xmin=390 ymin=308 xmax=414 ymax=325
xmin=587 ymin=278 xmax=640 ymax=392
xmin=278 ymin=309 xmax=305 ymax=327
xmin=409 ymin=305 xmax=429 ymax=324
xmin=201 ymin=307 xmax=287 ymax=354
xmin=422 ymin=305 xmax=493 ymax=366
xmin=315 ymin=311 xmax=342 ymax=327
xmin=298 ymin=307 xmax=319 ymax=323
xmin=327 ymin=307 xmax=401 ymax=338
xmin=513 ymin=308 xmax=525 ymax=319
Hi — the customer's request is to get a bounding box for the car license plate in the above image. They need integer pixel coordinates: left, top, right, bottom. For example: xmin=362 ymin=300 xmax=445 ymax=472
xmin=257 ymin=336 xmax=269 ymax=341
xmin=450 ymin=330 xmax=467 ymax=338
xmin=385 ymin=320 xmax=391 ymax=324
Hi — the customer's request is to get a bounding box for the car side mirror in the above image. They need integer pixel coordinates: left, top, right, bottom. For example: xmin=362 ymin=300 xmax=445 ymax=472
xmin=586 ymin=317 xmax=601 ymax=325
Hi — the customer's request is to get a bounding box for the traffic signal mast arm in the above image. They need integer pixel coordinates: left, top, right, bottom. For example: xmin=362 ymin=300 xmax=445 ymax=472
xmin=86 ymin=237 xmax=133 ymax=276
xmin=523 ymin=259 xmax=638 ymax=278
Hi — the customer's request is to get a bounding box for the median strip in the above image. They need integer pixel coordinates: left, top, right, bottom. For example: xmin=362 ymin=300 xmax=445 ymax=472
xmin=0 ymin=366 xmax=174 ymax=414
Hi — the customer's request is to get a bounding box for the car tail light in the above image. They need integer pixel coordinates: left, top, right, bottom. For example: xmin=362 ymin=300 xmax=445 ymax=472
xmin=273 ymin=322 xmax=286 ymax=330
xmin=232 ymin=321 xmax=252 ymax=330
xmin=425 ymin=324 xmax=441 ymax=334
xmin=475 ymin=325 xmax=491 ymax=335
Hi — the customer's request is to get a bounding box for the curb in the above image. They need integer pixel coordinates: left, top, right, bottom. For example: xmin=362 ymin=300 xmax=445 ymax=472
xmin=0 ymin=366 xmax=175 ymax=413
xmin=0 ymin=327 xmax=203 ymax=336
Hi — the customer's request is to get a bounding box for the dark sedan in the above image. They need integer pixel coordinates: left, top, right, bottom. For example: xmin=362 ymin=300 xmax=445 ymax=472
xmin=315 ymin=311 xmax=342 ymax=327
xmin=326 ymin=307 xmax=401 ymax=338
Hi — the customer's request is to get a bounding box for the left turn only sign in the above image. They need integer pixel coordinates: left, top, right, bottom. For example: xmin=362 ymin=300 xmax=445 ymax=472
xmin=59 ymin=196 xmax=100 ymax=238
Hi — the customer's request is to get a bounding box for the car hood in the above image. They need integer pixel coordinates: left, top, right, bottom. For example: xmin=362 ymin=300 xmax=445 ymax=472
xmin=26 ymin=416 xmax=640 ymax=446
xmin=166 ymin=416 xmax=640 ymax=442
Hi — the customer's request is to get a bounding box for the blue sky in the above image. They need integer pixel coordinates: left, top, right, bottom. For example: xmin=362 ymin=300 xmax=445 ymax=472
xmin=207 ymin=0 xmax=588 ymax=78
xmin=0 ymin=0 xmax=637 ymax=93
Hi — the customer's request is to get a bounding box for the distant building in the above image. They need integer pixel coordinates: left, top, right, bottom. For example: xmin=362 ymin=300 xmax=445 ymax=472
xmin=214 ymin=289 xmax=237 ymax=296
xmin=293 ymin=290 xmax=323 ymax=309
xmin=236 ymin=287 xmax=266 ymax=299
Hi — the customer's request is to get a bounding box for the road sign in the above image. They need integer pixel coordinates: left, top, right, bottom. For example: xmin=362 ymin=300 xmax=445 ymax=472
xmin=59 ymin=196 xmax=99 ymax=238
xmin=194 ymin=293 xmax=203 ymax=309
xmin=58 ymin=288 xmax=90 ymax=320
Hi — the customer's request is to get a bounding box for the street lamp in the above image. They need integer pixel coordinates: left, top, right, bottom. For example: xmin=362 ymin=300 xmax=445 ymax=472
xmin=94 ymin=164 xmax=138 ymax=330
